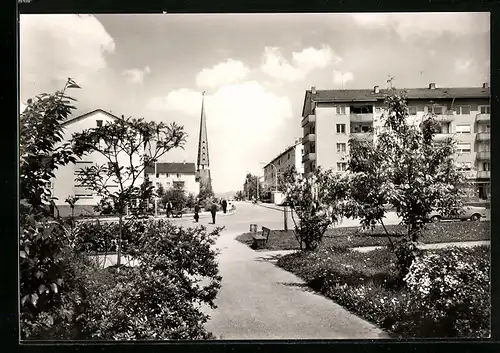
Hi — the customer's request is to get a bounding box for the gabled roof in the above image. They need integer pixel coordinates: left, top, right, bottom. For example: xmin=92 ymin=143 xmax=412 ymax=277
xmin=61 ymin=109 xmax=121 ymax=127
xmin=263 ymin=140 xmax=302 ymax=170
xmin=145 ymin=162 xmax=196 ymax=175
xmin=302 ymin=86 xmax=490 ymax=116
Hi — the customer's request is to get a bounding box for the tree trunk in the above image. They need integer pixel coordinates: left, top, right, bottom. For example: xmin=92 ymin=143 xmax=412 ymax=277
xmin=379 ymin=219 xmax=395 ymax=250
xmin=117 ymin=211 xmax=123 ymax=266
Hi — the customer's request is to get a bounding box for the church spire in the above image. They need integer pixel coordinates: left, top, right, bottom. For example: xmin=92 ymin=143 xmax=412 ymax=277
xmin=197 ymin=91 xmax=210 ymax=168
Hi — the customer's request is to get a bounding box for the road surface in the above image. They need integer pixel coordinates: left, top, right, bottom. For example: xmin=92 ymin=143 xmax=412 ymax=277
xmin=171 ymin=201 xmax=392 ymax=339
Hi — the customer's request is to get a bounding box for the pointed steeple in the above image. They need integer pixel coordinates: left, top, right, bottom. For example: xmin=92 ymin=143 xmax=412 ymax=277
xmin=197 ymin=91 xmax=210 ymax=168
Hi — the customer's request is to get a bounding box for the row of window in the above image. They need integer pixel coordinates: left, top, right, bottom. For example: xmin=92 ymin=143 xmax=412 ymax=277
xmin=330 ymin=105 xmax=490 ymax=116
xmin=153 ymin=173 xmax=183 ymax=178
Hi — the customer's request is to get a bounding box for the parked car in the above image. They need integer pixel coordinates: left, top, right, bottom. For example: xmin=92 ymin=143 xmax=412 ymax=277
xmin=427 ymin=206 xmax=487 ymax=223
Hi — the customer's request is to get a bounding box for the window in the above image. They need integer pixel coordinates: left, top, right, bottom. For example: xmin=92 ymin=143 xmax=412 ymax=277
xmin=176 ymin=173 xmax=181 ymax=178
xmin=455 ymin=124 xmax=471 ymax=134
xmin=336 ymin=105 xmax=346 ymax=115
xmin=287 ymin=153 xmax=290 ymax=160
xmin=455 ymin=106 xmax=471 ymax=115
xmin=336 ymin=124 xmax=346 ymax=134
xmin=156 ymin=182 xmax=161 ymax=187
xmin=156 ymin=173 xmax=159 ymax=178
xmin=173 ymin=181 xmax=185 ymax=188
xmin=96 ymin=120 xmax=103 ymax=127
xmin=408 ymin=106 xmax=417 ymax=115
xmin=336 ymin=143 xmax=346 ymax=153
xmin=456 ymin=143 xmax=472 ymax=153
xmin=337 ymin=162 xmax=347 ymax=172
xmin=375 ymin=107 xmax=381 ymax=114
xmin=433 ymin=106 xmax=443 ymax=115
xmin=480 ymin=105 xmax=491 ymax=114
xmin=484 ymin=162 xmax=490 ymax=171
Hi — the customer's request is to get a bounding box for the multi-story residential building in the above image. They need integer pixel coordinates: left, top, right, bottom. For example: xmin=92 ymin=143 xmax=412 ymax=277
xmin=50 ymin=109 xmax=145 ymax=216
xmin=144 ymin=162 xmax=199 ymax=196
xmin=263 ymin=139 xmax=304 ymax=190
xmin=301 ymin=83 xmax=491 ymax=200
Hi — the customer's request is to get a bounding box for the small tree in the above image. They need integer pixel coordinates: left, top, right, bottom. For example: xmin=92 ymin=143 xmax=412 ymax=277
xmin=282 ymin=167 xmax=351 ymax=251
xmin=162 ymin=184 xmax=188 ymax=210
xmin=71 ymin=117 xmax=186 ymax=266
xmin=348 ymin=92 xmax=467 ymax=277
xmin=156 ymin=183 xmax=166 ymax=200
xmin=198 ymin=182 xmax=214 ymax=202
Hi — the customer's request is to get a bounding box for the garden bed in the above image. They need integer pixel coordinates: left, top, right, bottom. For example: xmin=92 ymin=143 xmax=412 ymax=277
xmin=235 ymin=221 xmax=490 ymax=251
xmin=276 ymin=245 xmax=490 ymax=338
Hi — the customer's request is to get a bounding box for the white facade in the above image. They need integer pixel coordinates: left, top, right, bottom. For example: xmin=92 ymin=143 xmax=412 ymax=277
xmin=145 ymin=169 xmax=199 ymax=196
xmin=263 ymin=141 xmax=304 ymax=190
xmin=50 ymin=110 xmax=144 ymax=215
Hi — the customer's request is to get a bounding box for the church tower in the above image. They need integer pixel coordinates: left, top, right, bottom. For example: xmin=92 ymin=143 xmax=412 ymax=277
xmin=196 ymin=92 xmax=213 ymax=194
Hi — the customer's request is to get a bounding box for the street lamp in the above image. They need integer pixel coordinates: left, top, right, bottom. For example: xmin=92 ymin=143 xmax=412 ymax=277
xmin=259 ymin=161 xmax=278 ymax=192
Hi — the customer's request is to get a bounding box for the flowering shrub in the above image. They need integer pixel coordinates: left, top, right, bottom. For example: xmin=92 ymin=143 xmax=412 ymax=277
xmin=403 ymin=246 xmax=490 ymax=337
xmin=79 ymin=220 xmax=223 ymax=340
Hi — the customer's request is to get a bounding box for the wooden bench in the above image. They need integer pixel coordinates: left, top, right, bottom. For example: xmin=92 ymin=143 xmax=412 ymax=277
xmin=252 ymin=226 xmax=271 ymax=249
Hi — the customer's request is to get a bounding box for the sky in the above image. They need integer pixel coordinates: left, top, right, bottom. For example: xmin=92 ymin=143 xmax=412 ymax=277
xmin=19 ymin=12 xmax=490 ymax=193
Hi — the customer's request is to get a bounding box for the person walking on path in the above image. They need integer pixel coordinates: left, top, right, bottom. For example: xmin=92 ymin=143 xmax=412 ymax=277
xmin=166 ymin=201 xmax=173 ymax=218
xmin=210 ymin=201 xmax=217 ymax=224
xmin=194 ymin=203 xmax=200 ymax=223
xmin=221 ymin=199 xmax=228 ymax=214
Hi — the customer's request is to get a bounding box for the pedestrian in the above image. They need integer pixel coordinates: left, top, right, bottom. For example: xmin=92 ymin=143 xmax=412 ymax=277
xmin=194 ymin=203 xmax=200 ymax=223
xmin=210 ymin=201 xmax=217 ymax=224
xmin=166 ymin=201 xmax=173 ymax=218
xmin=222 ymin=199 xmax=228 ymax=214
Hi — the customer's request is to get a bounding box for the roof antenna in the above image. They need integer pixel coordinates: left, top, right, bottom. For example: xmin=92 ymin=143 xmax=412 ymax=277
xmin=387 ymin=75 xmax=395 ymax=90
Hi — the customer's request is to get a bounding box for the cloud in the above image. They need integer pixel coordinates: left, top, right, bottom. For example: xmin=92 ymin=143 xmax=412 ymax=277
xmin=332 ymin=70 xmax=354 ymax=87
xmin=147 ymin=81 xmax=293 ymax=192
xmin=455 ymin=59 xmax=473 ymax=73
xmin=350 ymin=12 xmax=490 ymax=40
xmin=122 ymin=66 xmax=151 ymax=85
xmin=196 ymin=59 xmax=251 ymax=88
xmin=260 ymin=45 xmax=341 ymax=81
xmin=20 ymin=14 xmax=115 ymax=94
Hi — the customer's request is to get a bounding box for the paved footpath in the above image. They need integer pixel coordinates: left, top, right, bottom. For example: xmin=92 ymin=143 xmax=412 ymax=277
xmin=184 ymin=202 xmax=390 ymax=340
xmin=352 ymin=240 xmax=490 ymax=253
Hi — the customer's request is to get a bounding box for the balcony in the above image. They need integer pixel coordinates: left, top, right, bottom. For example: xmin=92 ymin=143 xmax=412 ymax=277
xmin=302 ymin=133 xmax=316 ymax=144
xmin=350 ymin=133 xmax=373 ymax=142
xmin=434 ymin=113 xmax=454 ymax=123
xmin=434 ymin=133 xmax=453 ymax=142
xmin=301 ymin=114 xmax=316 ymax=127
xmin=477 ymin=171 xmax=490 ymax=179
xmin=302 ymin=152 xmax=316 ymax=163
xmin=476 ymin=151 xmax=491 ymax=160
xmin=476 ymin=113 xmax=490 ymax=122
xmin=349 ymin=113 xmax=373 ymax=123
xmin=476 ymin=132 xmax=490 ymax=142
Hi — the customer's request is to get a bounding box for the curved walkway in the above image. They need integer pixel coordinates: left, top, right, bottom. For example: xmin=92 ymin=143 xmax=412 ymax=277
xmin=201 ymin=202 xmax=389 ymax=340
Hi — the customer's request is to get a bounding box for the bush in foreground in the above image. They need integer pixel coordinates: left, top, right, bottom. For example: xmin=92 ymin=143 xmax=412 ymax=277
xmin=277 ymin=245 xmax=490 ymax=338
xmin=78 ymin=220 xmax=223 ymax=340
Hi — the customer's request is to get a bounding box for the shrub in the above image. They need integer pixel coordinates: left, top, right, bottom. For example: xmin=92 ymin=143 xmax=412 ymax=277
xmin=402 ymin=246 xmax=490 ymax=337
xmin=80 ymin=220 xmax=223 ymax=340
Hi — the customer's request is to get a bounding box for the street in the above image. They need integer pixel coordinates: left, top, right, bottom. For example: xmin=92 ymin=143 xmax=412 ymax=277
xmin=171 ymin=201 xmax=395 ymax=339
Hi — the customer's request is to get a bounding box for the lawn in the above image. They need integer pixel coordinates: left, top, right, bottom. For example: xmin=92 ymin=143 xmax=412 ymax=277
xmin=236 ymin=220 xmax=490 ymax=251
xmin=276 ymin=245 xmax=490 ymax=338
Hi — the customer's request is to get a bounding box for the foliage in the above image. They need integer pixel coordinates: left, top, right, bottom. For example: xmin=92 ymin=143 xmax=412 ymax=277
xmin=243 ymin=173 xmax=263 ymax=200
xmin=186 ymin=193 xmax=196 ymax=209
xmin=156 ymin=184 xmax=166 ymax=200
xmin=71 ymin=116 xmax=186 ymax=265
xmin=236 ymin=220 xmax=490 ymax=251
xmin=162 ymin=184 xmax=188 ymax=210
xmin=281 ymin=167 xmax=351 ymax=251
xmin=79 ymin=220 xmax=223 ymax=340
xmin=277 ymin=245 xmax=490 ymax=338
xmin=198 ymin=181 xmax=214 ymax=201
xmin=19 ymin=78 xmax=91 ymax=339
xmin=234 ymin=190 xmax=245 ymax=201
xmin=403 ymin=246 xmax=490 ymax=337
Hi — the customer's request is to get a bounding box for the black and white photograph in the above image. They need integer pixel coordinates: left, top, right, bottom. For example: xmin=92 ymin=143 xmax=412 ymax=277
xmin=19 ymin=11 xmax=491 ymax=341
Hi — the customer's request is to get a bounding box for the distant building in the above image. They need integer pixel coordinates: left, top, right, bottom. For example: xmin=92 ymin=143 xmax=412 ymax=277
xmin=263 ymin=139 xmax=304 ymax=191
xmin=144 ymin=162 xmax=199 ymax=196
xmin=50 ymin=109 xmax=145 ymax=216
xmin=301 ymin=83 xmax=491 ymax=200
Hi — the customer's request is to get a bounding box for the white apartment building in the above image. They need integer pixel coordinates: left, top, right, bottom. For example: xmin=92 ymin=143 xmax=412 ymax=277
xmin=263 ymin=139 xmax=304 ymax=191
xmin=301 ymin=83 xmax=490 ymax=200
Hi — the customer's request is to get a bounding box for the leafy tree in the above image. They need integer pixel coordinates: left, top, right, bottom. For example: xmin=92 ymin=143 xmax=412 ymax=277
xmin=19 ymin=78 xmax=90 ymax=339
xmin=243 ymin=173 xmax=262 ymax=200
xmin=186 ymin=193 xmax=196 ymax=209
xmin=71 ymin=117 xmax=186 ymax=266
xmin=198 ymin=181 xmax=214 ymax=201
xmin=156 ymin=183 xmax=166 ymax=200
xmin=347 ymin=92 xmax=467 ymax=276
xmin=234 ymin=190 xmax=245 ymax=201
xmin=162 ymin=184 xmax=188 ymax=210
xmin=281 ymin=167 xmax=351 ymax=251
